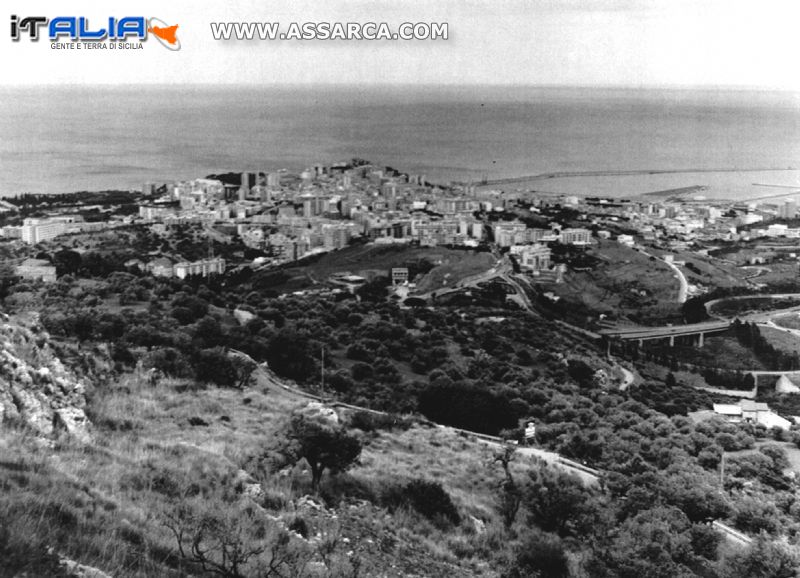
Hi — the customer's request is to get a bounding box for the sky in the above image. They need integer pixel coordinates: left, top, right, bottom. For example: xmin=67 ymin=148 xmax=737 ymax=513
xmin=2 ymin=0 xmax=800 ymax=89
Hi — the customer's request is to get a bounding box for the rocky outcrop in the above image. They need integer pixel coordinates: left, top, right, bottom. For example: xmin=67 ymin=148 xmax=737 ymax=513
xmin=0 ymin=314 xmax=91 ymax=443
xmin=297 ymin=401 xmax=339 ymax=425
xmin=58 ymin=556 xmax=113 ymax=578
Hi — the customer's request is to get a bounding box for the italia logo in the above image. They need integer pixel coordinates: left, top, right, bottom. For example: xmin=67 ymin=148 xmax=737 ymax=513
xmin=10 ymin=15 xmax=181 ymax=50
xmin=147 ymin=17 xmax=180 ymax=50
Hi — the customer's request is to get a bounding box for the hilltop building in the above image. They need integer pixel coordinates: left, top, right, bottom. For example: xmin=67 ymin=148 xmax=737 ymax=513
xmin=21 ymin=217 xmax=71 ymax=244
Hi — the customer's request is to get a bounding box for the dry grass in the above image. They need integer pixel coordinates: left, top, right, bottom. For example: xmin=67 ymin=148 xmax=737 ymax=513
xmin=2 ymin=367 xmax=554 ymax=576
xmin=0 ymin=371 xmax=310 ymax=577
xmin=414 ymin=253 xmax=496 ymax=294
xmin=551 ymin=240 xmax=681 ymax=317
xmin=670 ymin=334 xmax=766 ymax=371
xmin=758 ymin=325 xmax=800 ymax=355
xmin=355 ymin=425 xmax=534 ymax=523
xmin=748 ymin=261 xmax=800 ymax=285
xmin=671 ymin=251 xmax=749 ymax=288
xmin=773 ymin=313 xmax=800 ymax=331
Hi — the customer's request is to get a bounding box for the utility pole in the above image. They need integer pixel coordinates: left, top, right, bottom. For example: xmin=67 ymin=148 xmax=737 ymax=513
xmin=320 ymin=345 xmax=325 ymax=395
xmin=719 ymin=452 xmax=725 ymax=492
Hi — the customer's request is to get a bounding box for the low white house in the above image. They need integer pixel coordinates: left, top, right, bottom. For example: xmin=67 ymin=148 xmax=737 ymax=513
xmin=713 ymin=400 xmax=792 ymax=431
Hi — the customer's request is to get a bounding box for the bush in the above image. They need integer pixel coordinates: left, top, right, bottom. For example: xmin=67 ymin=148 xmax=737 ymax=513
xmin=287 ymin=516 xmax=309 ymax=539
xmin=733 ymin=497 xmax=781 ymax=534
xmin=347 ymin=410 xmax=412 ymax=433
xmin=418 ymin=381 xmax=518 ymax=435
xmin=381 ymin=478 xmax=460 ymax=526
xmin=502 ymin=530 xmax=569 ymax=578
xmin=689 ymin=523 xmax=721 ymax=560
xmin=0 ymin=524 xmax=68 ymax=577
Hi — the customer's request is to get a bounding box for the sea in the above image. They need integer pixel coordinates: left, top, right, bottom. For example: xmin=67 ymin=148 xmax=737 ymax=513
xmin=1 ymin=85 xmax=799 ymax=199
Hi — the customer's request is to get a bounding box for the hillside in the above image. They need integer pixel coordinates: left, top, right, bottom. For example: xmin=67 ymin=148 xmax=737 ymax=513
xmin=0 ymin=326 xmax=591 ymax=577
xmin=2 ymin=250 xmax=800 ymax=577
xmin=1 ymin=304 xmax=799 ymax=577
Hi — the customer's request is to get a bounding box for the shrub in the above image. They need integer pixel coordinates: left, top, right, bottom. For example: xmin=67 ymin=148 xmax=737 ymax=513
xmin=689 ymin=523 xmax=721 ymax=560
xmin=0 ymin=524 xmax=68 ymax=577
xmin=502 ymin=530 xmax=569 ymax=578
xmin=287 ymin=516 xmax=309 ymax=539
xmin=347 ymin=410 xmax=412 ymax=433
xmin=381 ymin=478 xmax=460 ymax=526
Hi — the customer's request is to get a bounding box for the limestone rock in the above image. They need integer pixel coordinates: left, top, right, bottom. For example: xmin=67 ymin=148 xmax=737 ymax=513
xmin=298 ymin=401 xmax=339 ymax=425
xmin=0 ymin=315 xmax=91 ymax=443
xmin=54 ymin=407 xmax=92 ymax=444
xmin=59 ymin=557 xmax=113 ymax=578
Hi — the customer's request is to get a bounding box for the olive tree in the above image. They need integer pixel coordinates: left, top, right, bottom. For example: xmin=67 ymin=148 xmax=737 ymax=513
xmin=280 ymin=412 xmax=362 ymax=492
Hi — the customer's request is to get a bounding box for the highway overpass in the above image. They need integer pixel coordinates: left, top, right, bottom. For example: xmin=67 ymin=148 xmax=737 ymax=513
xmin=599 ymin=320 xmax=731 ymax=348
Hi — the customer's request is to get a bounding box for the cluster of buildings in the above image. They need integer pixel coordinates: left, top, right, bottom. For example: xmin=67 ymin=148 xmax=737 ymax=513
xmin=124 ymin=167 xmax=574 ymax=281
xmin=125 ymin=257 xmax=227 ymax=279
xmin=1 ymin=213 xmax=130 ymax=245
xmin=137 ymin=165 xmax=498 ymax=265
xmin=711 ymin=399 xmax=793 ymax=431
xmin=133 ymin=164 xmax=601 ymax=273
xmin=578 ymin=193 xmax=800 ymax=250
xmin=2 ymin=217 xmax=117 ymax=245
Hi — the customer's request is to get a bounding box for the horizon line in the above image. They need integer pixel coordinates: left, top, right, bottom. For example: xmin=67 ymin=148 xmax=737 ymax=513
xmin=1 ymin=81 xmax=799 ymax=93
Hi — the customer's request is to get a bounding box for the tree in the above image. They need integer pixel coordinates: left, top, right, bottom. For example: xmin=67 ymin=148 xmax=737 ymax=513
xmin=53 ymin=249 xmax=81 ymax=277
xmin=418 ymin=381 xmax=518 ymax=435
xmin=567 ymin=358 xmax=595 ymax=385
xmin=502 ymin=530 xmax=569 ymax=578
xmin=265 ymin=330 xmax=317 ymax=383
xmin=231 ymin=354 xmax=258 ymax=389
xmin=656 ymin=463 xmax=730 ymax=523
xmin=494 ymin=446 xmax=522 ymax=529
xmin=163 ymin=495 xmax=310 ymax=578
xmin=592 ymin=507 xmax=698 ymax=578
xmin=720 ymin=536 xmax=800 ymax=578
xmin=524 ymin=466 xmax=597 ymax=538
xmin=194 ymin=348 xmax=239 ymax=387
xmin=280 ymin=413 xmax=362 ymax=492
xmin=356 ymin=278 xmax=389 ymax=303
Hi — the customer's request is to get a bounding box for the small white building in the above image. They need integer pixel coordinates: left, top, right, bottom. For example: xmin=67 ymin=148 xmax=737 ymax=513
xmin=617 ymin=234 xmax=635 ymax=247
xmin=712 ymin=404 xmax=742 ymax=423
xmin=713 ymin=400 xmax=792 ymax=431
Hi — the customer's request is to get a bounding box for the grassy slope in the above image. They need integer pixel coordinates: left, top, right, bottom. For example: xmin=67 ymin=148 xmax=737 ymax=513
xmin=758 ymin=325 xmax=800 ymax=355
xmin=773 ymin=313 xmax=800 ymax=331
xmin=0 ymin=365 xmax=555 ymax=577
xmin=413 ymin=252 xmax=496 ymax=294
xmin=257 ymin=244 xmax=495 ymax=294
xmin=668 ymin=251 xmax=749 ymax=289
xmin=548 ymin=240 xmax=682 ymax=321
xmin=668 ymin=334 xmax=767 ymax=371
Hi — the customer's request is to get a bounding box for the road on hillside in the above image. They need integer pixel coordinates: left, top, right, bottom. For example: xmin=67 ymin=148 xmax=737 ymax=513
xmin=637 ymin=248 xmax=688 ymax=303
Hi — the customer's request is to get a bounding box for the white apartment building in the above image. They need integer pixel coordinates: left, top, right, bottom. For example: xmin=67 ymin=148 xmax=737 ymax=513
xmin=21 ymin=218 xmax=69 ymax=245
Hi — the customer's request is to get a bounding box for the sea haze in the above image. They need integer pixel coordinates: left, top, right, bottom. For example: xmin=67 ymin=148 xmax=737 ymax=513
xmin=0 ymin=85 xmax=798 ymax=196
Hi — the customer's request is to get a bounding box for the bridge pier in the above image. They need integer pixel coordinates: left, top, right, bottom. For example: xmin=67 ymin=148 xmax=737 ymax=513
xmin=600 ymin=320 xmax=730 ymax=354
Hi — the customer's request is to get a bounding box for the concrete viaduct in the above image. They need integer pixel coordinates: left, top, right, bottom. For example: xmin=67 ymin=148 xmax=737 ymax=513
xmin=599 ymin=320 xmax=731 ymax=352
